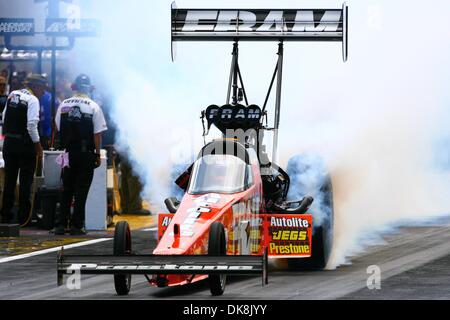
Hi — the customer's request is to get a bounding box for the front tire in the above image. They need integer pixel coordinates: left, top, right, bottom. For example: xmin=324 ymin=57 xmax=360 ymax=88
xmin=113 ymin=221 xmax=132 ymax=295
xmin=208 ymin=222 xmax=227 ymax=296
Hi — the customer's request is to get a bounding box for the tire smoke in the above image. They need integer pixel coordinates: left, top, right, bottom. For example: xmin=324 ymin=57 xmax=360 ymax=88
xmin=71 ymin=0 xmax=450 ymax=267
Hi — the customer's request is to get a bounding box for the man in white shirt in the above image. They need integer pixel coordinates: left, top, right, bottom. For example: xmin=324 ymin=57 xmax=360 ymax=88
xmin=1 ymin=74 xmax=46 ymax=224
xmin=54 ymin=74 xmax=107 ymax=235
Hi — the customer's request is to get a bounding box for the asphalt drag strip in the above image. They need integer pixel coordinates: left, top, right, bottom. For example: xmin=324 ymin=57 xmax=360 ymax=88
xmin=0 ymin=217 xmax=450 ymax=299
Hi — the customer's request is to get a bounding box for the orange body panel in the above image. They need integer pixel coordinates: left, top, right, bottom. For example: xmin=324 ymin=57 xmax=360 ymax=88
xmin=151 ymin=148 xmax=312 ymax=287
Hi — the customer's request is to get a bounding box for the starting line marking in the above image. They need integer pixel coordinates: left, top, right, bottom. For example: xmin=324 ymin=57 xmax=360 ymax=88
xmin=0 ymin=238 xmax=112 ymax=264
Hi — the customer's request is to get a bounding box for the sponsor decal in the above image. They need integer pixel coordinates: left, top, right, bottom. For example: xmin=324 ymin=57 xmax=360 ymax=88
xmin=158 ymin=194 xmax=218 ymax=241
xmin=272 ymin=230 xmax=307 ymax=241
xmin=68 ymin=106 xmax=82 ymax=120
xmin=0 ymin=19 xmax=34 ymax=35
xmin=157 ymin=214 xmax=173 ymax=242
xmin=206 ymin=104 xmax=261 ymax=122
xmin=269 ymin=243 xmax=310 ymax=255
xmin=175 ymin=9 xmax=343 ymax=35
xmin=193 ymin=193 xmax=220 ymax=206
xmin=231 ymin=199 xmax=263 ymax=255
xmin=264 ymin=214 xmax=312 ymax=257
xmin=64 ymin=263 xmax=255 ymax=271
xmin=205 ymin=104 xmax=262 ymax=132
xmin=61 ymin=106 xmax=72 ymax=113
xmin=270 ymin=216 xmax=309 ymax=228
xmin=45 ymin=18 xmax=100 ymax=37
xmin=161 ymin=216 xmax=172 ymax=227
xmin=9 ymin=94 xmax=21 ymax=105
xmin=178 ymin=195 xmax=217 ymax=237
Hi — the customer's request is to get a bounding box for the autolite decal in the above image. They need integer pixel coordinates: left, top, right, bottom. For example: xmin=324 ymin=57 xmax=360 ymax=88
xmin=270 ymin=216 xmax=309 ymax=228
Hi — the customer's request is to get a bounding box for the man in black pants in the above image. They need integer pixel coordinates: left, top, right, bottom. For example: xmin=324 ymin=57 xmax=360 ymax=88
xmin=1 ymin=75 xmax=46 ymax=225
xmin=54 ymin=74 xmax=107 ymax=235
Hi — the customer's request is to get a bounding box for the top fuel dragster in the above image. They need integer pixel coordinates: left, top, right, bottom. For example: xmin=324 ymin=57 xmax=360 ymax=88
xmin=57 ymin=2 xmax=348 ymax=296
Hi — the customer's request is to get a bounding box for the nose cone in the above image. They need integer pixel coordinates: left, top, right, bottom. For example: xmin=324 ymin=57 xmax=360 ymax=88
xmin=153 ymin=193 xmax=237 ymax=255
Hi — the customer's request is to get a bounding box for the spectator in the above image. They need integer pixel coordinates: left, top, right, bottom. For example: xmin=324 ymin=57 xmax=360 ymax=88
xmin=1 ymin=74 xmax=46 ymax=225
xmin=10 ymin=76 xmax=22 ymax=92
xmin=0 ymin=76 xmax=7 ymax=114
xmin=39 ymin=90 xmax=54 ymax=149
xmin=1 ymin=69 xmax=8 ymax=79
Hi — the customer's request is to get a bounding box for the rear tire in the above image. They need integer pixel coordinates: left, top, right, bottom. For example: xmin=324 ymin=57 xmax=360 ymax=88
xmin=287 ymin=159 xmax=334 ymax=270
xmin=113 ymin=221 xmax=132 ymax=295
xmin=208 ymin=222 xmax=227 ymax=296
xmin=288 ymin=225 xmax=330 ymax=270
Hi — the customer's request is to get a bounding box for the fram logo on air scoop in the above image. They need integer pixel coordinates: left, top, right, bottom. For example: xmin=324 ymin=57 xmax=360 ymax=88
xmin=181 ymin=10 xmax=342 ymax=32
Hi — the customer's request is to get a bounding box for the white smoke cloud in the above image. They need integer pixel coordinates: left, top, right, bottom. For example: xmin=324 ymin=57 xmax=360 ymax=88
xmin=286 ymin=154 xmax=332 ymax=230
xmin=70 ymin=0 xmax=450 ymax=267
xmin=277 ymin=0 xmax=450 ymax=267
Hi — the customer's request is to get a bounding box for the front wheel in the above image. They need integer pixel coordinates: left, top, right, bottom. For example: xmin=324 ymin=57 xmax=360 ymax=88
xmin=113 ymin=221 xmax=132 ymax=295
xmin=208 ymin=222 xmax=227 ymax=296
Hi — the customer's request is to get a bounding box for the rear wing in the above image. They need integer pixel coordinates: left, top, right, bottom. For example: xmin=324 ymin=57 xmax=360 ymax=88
xmin=171 ymin=2 xmax=348 ymax=61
